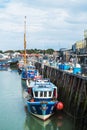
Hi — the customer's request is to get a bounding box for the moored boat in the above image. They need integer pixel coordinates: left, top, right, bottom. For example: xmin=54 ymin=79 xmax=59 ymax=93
xmin=21 ymin=65 xmax=39 ymax=80
xmin=26 ymin=78 xmax=64 ymax=120
xmin=17 ymin=59 xmax=25 ymax=73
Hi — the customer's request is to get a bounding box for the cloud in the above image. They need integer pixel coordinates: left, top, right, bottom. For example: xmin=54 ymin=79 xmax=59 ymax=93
xmin=0 ymin=0 xmax=87 ymax=51
xmin=0 ymin=2 xmax=47 ymax=33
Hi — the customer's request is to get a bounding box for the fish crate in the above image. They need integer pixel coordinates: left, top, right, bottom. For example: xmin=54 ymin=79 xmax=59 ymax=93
xmin=73 ymin=67 xmax=81 ymax=74
xmin=63 ymin=64 xmax=70 ymax=70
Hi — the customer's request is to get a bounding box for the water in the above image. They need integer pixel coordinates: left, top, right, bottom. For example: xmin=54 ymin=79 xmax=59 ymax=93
xmin=0 ymin=68 xmax=74 ymax=130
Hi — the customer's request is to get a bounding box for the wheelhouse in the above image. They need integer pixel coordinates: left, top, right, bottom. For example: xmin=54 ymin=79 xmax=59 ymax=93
xmin=32 ymin=79 xmax=57 ymax=101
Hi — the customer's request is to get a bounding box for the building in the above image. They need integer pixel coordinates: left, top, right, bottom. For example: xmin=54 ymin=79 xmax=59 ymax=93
xmin=84 ymin=30 xmax=87 ymax=52
xmin=72 ymin=30 xmax=87 ymax=65
xmin=72 ymin=40 xmax=85 ymax=54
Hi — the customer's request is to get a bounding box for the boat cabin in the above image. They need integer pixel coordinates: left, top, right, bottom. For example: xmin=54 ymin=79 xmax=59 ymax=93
xmin=31 ymin=79 xmax=57 ymax=101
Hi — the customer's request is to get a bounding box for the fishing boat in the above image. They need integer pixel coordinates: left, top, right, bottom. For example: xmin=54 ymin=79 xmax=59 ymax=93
xmin=0 ymin=66 xmax=8 ymax=71
xmin=20 ymin=16 xmax=40 ymax=80
xmin=26 ymin=78 xmax=64 ymax=120
xmin=21 ymin=65 xmax=39 ymax=80
xmin=17 ymin=59 xmax=25 ymax=73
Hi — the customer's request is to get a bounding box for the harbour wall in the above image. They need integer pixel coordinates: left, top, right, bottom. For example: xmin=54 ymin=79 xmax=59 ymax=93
xmin=35 ymin=62 xmax=87 ymax=129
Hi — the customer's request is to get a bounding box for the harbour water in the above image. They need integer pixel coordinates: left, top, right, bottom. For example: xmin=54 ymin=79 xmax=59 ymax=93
xmin=0 ymin=68 xmax=74 ymax=130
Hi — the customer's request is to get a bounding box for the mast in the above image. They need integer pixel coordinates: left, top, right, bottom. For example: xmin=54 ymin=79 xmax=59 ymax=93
xmin=24 ymin=16 xmax=27 ymax=65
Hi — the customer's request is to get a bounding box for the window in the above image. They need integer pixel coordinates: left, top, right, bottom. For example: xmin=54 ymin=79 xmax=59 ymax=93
xmin=44 ymin=91 xmax=47 ymax=97
xmin=49 ymin=91 xmax=52 ymax=97
xmin=35 ymin=91 xmax=38 ymax=97
xmin=34 ymin=91 xmax=52 ymax=98
xmin=40 ymin=91 xmax=43 ymax=97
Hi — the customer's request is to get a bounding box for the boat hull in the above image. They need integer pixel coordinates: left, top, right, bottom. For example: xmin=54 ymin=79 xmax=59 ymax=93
xmin=27 ymin=101 xmax=57 ymax=120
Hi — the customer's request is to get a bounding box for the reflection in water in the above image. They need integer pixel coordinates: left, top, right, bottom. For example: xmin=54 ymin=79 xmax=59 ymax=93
xmin=74 ymin=117 xmax=87 ymax=130
xmin=21 ymin=80 xmax=27 ymax=89
xmin=24 ymin=114 xmax=59 ymax=130
xmin=21 ymin=80 xmax=28 ymax=106
xmin=24 ymin=110 xmax=73 ymax=130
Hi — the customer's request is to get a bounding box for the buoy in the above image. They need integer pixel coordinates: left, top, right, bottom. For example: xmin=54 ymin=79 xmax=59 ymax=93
xmin=56 ymin=102 xmax=64 ymax=110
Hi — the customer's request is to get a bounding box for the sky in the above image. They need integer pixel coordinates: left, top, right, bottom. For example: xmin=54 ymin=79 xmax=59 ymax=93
xmin=0 ymin=0 xmax=87 ymax=51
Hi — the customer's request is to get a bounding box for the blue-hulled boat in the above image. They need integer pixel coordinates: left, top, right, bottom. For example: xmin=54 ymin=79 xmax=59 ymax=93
xmin=21 ymin=65 xmax=39 ymax=80
xmin=26 ymin=78 xmax=64 ymax=120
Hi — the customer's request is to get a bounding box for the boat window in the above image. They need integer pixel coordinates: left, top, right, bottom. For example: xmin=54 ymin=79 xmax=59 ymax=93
xmin=35 ymin=91 xmax=38 ymax=97
xmin=40 ymin=91 xmax=43 ymax=97
xmin=44 ymin=91 xmax=47 ymax=97
xmin=34 ymin=91 xmax=52 ymax=98
xmin=48 ymin=91 xmax=52 ymax=97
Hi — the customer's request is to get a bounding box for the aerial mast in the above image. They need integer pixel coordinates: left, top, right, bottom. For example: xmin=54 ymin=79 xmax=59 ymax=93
xmin=24 ymin=16 xmax=27 ymax=65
